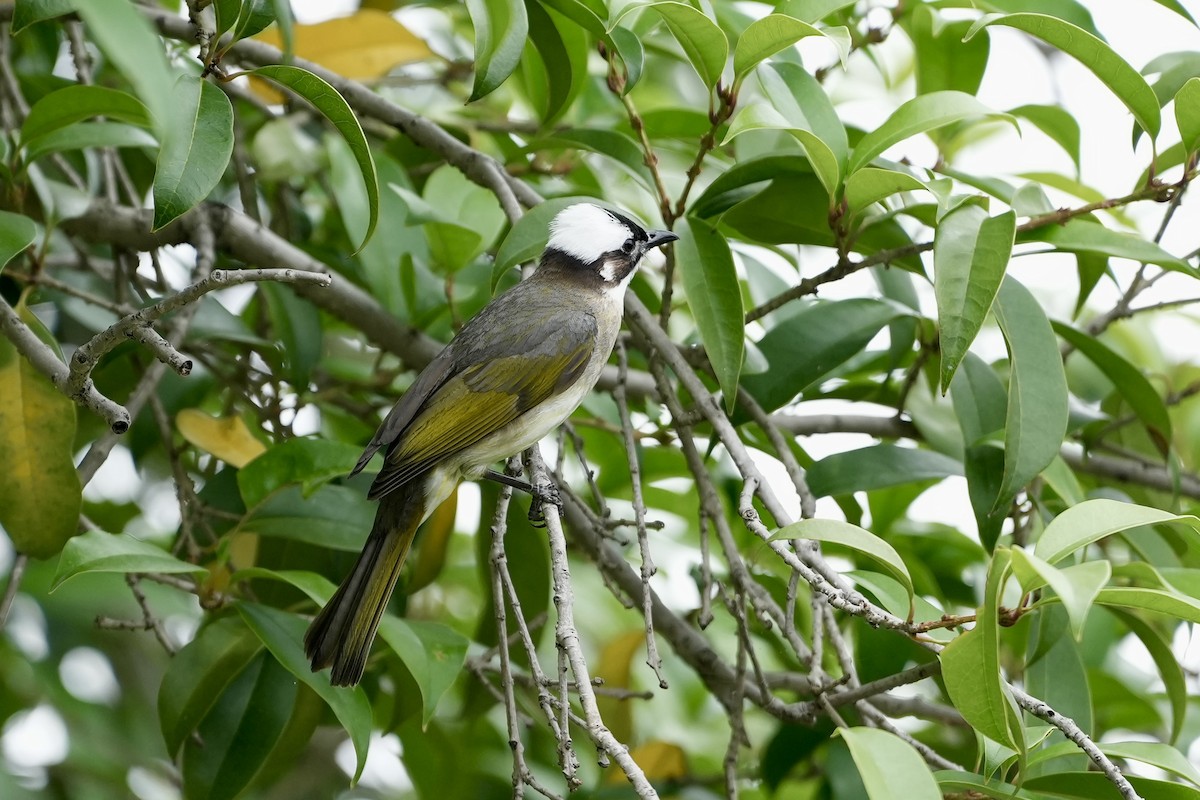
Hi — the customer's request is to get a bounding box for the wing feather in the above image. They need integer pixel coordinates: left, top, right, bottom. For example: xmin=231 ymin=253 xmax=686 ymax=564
xmin=366 ymin=308 xmax=597 ymax=500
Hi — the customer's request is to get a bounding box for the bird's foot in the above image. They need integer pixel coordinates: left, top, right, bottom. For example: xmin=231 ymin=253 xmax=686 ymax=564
xmin=528 ymin=482 xmax=563 ymax=528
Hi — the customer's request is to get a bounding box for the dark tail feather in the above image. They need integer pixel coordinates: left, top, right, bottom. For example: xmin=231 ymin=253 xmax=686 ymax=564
xmin=305 ymin=481 xmax=425 ymax=686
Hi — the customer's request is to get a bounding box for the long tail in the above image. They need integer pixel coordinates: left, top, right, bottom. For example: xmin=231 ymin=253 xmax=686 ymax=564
xmin=305 ymin=480 xmax=426 ymax=686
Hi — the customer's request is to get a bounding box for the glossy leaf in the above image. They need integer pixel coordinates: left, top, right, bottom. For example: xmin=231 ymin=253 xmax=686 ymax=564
xmin=20 ymin=85 xmax=152 ymax=145
xmin=773 ymin=519 xmax=913 ymax=614
xmin=806 ymin=444 xmax=962 ymax=498
xmin=53 ymin=531 xmax=204 ymax=589
xmin=238 ymin=485 xmax=374 ymax=551
xmin=22 ymin=122 xmax=157 ymax=164
xmin=0 ymin=211 xmax=37 ymax=273
xmin=1020 ymin=219 xmax=1190 ymax=272
xmin=608 ymin=25 xmax=645 ymax=92
xmin=10 ymin=0 xmax=73 ymax=33
xmin=742 ymin=299 xmax=906 ymax=413
xmin=261 ymin=283 xmax=322 ymax=390
xmin=1010 ymin=548 xmax=1110 ymax=639
xmin=1054 ymin=321 xmax=1172 ymax=457
xmin=0 ymin=300 xmax=81 ymax=560
xmin=847 ymin=91 xmax=1013 ymax=175
xmin=642 ymin=2 xmax=728 ymax=89
xmin=180 ymin=650 xmax=295 ymax=800
xmin=237 ymin=602 xmax=372 ymax=781
xmin=843 ymin=168 xmax=927 ymax=219
xmin=934 ymin=206 xmax=1015 ymax=393
xmin=722 ymin=103 xmax=841 ymax=199
xmin=377 ymin=618 xmax=470 ymax=727
xmin=1010 ymin=104 xmax=1082 ymax=173
xmin=837 ymin=727 xmax=941 ymax=800
xmin=534 ymin=128 xmax=656 ymax=194
xmin=73 ymin=0 xmax=175 ymax=132
xmin=250 ymin=65 xmax=379 ymax=250
xmin=153 ymin=77 xmax=234 ymax=230
xmin=159 ymin=616 xmax=263 ymax=757
xmin=525 ymin=0 xmax=589 ymax=125
xmin=965 ymin=13 xmax=1160 ymax=139
xmin=941 ymin=550 xmax=1023 ymax=751
xmin=991 ymin=277 xmax=1068 ymax=512
xmin=732 ymin=14 xmax=824 ymax=85
xmin=676 ymin=217 xmax=743 ymax=413
xmin=1035 ymin=498 xmax=1200 ymax=565
xmin=905 ymin=7 xmax=989 ymax=98
xmin=1025 ymin=772 xmax=1200 ymax=800
xmin=466 ymin=0 xmax=529 ymax=101
xmin=237 ymin=438 xmax=363 ymax=508
xmin=1176 ymin=77 xmax=1200 ymax=153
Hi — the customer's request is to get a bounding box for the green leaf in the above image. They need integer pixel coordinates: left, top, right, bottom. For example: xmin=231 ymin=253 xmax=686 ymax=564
xmin=1034 ymin=498 xmax=1200 ymax=565
xmin=228 ymin=567 xmax=336 ymax=605
xmin=20 ymin=85 xmax=152 ymax=145
xmin=934 ymin=206 xmax=1015 ymax=393
xmin=261 ymin=283 xmax=321 ymax=390
xmin=11 ymin=0 xmax=73 ymax=33
xmin=940 ymin=550 xmax=1023 ymax=752
xmin=466 ymin=0 xmax=529 ymax=101
xmin=1020 ymin=219 xmax=1191 ymax=273
xmin=1053 ymin=321 xmax=1173 ymax=457
xmin=676 ymin=217 xmax=743 ymax=413
xmin=1010 ymin=104 xmax=1082 ymax=174
xmin=52 ymin=531 xmax=203 ymax=589
xmin=837 ymin=727 xmax=942 ymax=800
xmin=0 ymin=211 xmax=37 ymax=273
xmin=950 ymin=352 xmax=1007 ymax=446
xmin=1176 ymin=77 xmax=1200 ymax=153
xmin=491 ymin=196 xmax=594 ymax=288
xmin=1025 ymin=772 xmax=1200 ymax=800
xmin=159 ymin=616 xmax=264 ymax=757
xmin=641 ymin=2 xmax=728 ymax=89
xmin=238 ymin=485 xmax=374 ymax=551
xmin=1107 ymin=610 xmax=1188 ymax=745
xmin=250 ymin=65 xmax=379 ymax=251
xmin=722 ymin=103 xmax=841 ymax=199
xmin=180 ymin=650 xmax=296 ymax=800
xmin=760 ymin=62 xmax=849 ymax=166
xmin=237 ymin=438 xmax=363 ymax=508
xmin=525 ymin=0 xmax=589 ymax=124
xmin=991 ymin=276 xmax=1068 ymax=512
xmin=935 ymin=772 xmax=1042 ymax=800
xmin=777 ymin=0 xmax=856 ymax=23
xmin=420 ymin=165 xmax=506 ymax=273
xmin=773 ymin=519 xmax=914 ymax=615
xmin=153 ymin=76 xmax=234 ymax=231
xmin=73 ymin=0 xmax=176 ymax=135
xmin=607 ymin=25 xmax=645 ymax=92
xmin=1010 ymin=548 xmax=1110 ymax=639
xmin=904 ymin=7 xmax=990 ymax=98
xmin=377 ymin=618 xmax=469 ymax=727
xmin=806 ymin=444 xmax=962 ymax=498
xmin=0 ymin=302 xmax=80 ymax=561
xmin=1097 ymin=587 xmax=1200 ymax=625
xmin=732 ymin=14 xmax=824 ymax=86
xmin=843 ymin=167 xmax=927 ymax=219
xmin=847 ymin=91 xmax=1013 ymax=175
xmin=21 ymin=121 xmax=157 ymax=164
xmin=236 ymin=602 xmax=372 ymax=782
xmin=533 ymin=128 xmax=656 ymax=194
xmin=965 ymin=13 xmax=1160 ymax=140
xmin=741 ymin=298 xmax=906 ymax=413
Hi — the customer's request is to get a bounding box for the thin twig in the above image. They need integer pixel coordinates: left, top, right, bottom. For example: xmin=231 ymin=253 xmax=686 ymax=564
xmin=0 ymin=555 xmax=29 ymax=631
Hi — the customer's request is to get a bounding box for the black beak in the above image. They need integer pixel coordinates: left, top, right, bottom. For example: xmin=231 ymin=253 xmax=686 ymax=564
xmin=645 ymin=230 xmax=679 ymax=250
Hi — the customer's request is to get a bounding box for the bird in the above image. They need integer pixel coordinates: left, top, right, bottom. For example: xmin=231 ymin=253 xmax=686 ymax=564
xmin=305 ymin=203 xmax=678 ymax=686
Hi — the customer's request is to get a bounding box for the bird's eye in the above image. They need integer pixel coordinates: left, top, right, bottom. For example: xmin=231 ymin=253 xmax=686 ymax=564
xmin=621 ymin=239 xmax=634 ymax=254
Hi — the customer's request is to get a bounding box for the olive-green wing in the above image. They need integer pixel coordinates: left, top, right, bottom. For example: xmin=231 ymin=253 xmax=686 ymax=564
xmin=367 ymin=317 xmax=595 ymax=500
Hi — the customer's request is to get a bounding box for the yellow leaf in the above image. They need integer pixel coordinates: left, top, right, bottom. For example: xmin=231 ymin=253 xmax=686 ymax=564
xmin=594 ymin=630 xmax=646 ymax=744
xmin=0 ymin=298 xmax=82 ymax=559
xmin=407 ymin=488 xmax=457 ymax=592
xmin=176 ymin=409 xmax=265 ymax=468
xmin=626 ymin=741 xmax=688 ymax=783
xmin=252 ymin=10 xmax=431 ymax=101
